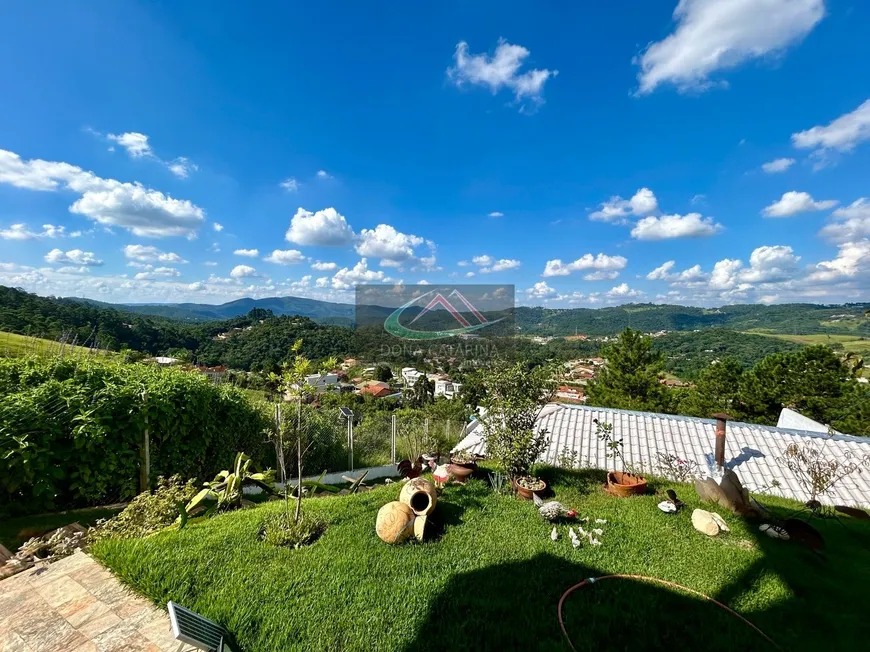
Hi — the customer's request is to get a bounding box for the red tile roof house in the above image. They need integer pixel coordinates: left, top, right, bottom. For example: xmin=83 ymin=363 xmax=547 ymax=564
xmin=357 ymin=381 xmax=393 ymax=398
xmin=454 ymin=404 xmax=870 ymax=508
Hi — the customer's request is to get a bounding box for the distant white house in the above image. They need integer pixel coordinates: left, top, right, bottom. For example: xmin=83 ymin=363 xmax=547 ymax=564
xmin=402 ymin=367 xmax=423 ymax=386
xmin=151 ymin=356 xmax=181 ymax=366
xmin=434 ymin=379 xmax=462 ymax=399
xmin=304 ymin=373 xmax=340 ymax=392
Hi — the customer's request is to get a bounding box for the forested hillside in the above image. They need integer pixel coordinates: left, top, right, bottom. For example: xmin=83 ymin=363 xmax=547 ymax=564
xmin=515 ymin=302 xmax=870 ymax=336
xmin=69 ymin=291 xmax=870 ymax=336
xmin=0 ymin=286 xmax=862 ymax=376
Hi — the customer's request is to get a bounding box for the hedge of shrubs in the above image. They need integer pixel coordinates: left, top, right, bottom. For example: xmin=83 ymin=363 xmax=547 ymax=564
xmin=0 ymin=356 xmax=272 ymax=516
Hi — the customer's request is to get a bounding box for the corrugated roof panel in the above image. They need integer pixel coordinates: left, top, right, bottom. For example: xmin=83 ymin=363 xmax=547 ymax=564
xmin=453 ymin=403 xmax=870 ymax=508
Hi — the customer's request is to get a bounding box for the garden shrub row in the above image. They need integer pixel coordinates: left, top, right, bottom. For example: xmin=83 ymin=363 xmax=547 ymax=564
xmin=0 ymin=356 xmax=272 ymax=516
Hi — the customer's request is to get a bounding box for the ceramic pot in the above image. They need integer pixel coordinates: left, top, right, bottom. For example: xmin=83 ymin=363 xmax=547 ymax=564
xmin=376 ymin=501 xmax=416 ymax=544
xmin=606 ymin=471 xmax=648 ymax=497
xmin=512 ymin=476 xmax=548 ymax=501
xmin=399 ymin=477 xmax=438 ymax=516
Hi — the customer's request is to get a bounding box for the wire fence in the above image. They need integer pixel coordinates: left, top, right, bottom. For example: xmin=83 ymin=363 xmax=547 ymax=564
xmin=268 ymin=404 xmax=466 ymax=480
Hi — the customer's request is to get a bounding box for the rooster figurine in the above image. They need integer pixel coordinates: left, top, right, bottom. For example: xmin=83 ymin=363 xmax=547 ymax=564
xmin=532 ymin=492 xmax=577 ymax=521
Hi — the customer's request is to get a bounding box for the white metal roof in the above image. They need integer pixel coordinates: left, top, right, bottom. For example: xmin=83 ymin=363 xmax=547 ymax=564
xmin=776 ymin=407 xmax=841 ymax=434
xmin=454 ymin=403 xmax=870 ymax=508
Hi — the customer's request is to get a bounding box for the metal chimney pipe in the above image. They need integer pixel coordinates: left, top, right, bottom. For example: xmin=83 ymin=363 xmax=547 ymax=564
xmin=711 ymin=413 xmax=729 ymax=469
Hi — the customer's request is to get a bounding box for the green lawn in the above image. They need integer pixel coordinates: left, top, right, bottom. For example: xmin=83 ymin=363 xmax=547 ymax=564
xmin=92 ymin=467 xmax=870 ymax=651
xmin=742 ymin=329 xmax=870 ymax=354
xmin=0 ymin=507 xmax=123 ymax=551
xmin=0 ymin=330 xmax=115 ymax=359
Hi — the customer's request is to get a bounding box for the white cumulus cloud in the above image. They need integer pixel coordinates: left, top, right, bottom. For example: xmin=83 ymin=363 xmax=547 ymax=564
xmin=311 ymin=260 xmax=337 ymax=271
xmin=526 ymin=281 xmax=558 ymax=299
xmin=590 ymin=188 xmax=658 ymax=222
xmin=331 ymin=258 xmax=387 ymax=290
xmin=230 ymin=264 xmax=258 ymax=279
xmin=0 ymin=223 xmax=68 ymax=240
xmin=636 ymin=0 xmax=825 ymax=94
xmin=355 ymin=224 xmax=424 ymax=265
xmin=480 ymin=259 xmax=521 ymax=273
xmin=447 ymin=39 xmax=557 ymax=108
xmin=45 ymin=248 xmax=103 ymax=266
xmin=630 ymin=213 xmax=723 ymax=240
xmin=123 ymin=244 xmax=186 ymax=265
xmin=820 ymin=199 xmax=870 ymax=243
xmin=280 ymin=177 xmax=299 ymax=192
xmin=792 ymin=99 xmax=870 ymax=159
xmin=806 ymin=240 xmax=870 ymax=283
xmin=234 ymin=248 xmax=260 ymax=257
xmin=606 ymin=283 xmax=643 ymax=298
xmin=264 ymin=249 xmax=307 ymax=265
xmin=107 ymin=132 xmax=152 ymax=158
xmin=740 ymin=245 xmax=801 ymax=283
xmin=0 ymin=149 xmax=205 ymax=238
xmin=762 ymin=191 xmax=838 ymax=217
xmin=542 ymin=253 xmax=627 ymax=277
xmin=285 ymin=207 xmax=355 ymax=246
xmin=135 ymin=266 xmax=181 ymax=280
xmin=761 ymin=157 xmax=795 ymax=173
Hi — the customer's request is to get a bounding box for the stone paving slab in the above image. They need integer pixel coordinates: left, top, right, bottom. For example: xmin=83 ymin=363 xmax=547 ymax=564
xmin=0 ymin=550 xmax=193 ymax=652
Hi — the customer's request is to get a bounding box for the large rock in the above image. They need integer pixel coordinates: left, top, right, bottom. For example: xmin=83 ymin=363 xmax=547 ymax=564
xmin=694 ymin=470 xmax=765 ymax=517
xmin=692 ymin=508 xmax=727 ymax=536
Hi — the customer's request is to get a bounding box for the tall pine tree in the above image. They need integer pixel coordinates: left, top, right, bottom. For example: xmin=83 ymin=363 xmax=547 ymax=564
xmin=586 ymin=328 xmax=670 ymax=412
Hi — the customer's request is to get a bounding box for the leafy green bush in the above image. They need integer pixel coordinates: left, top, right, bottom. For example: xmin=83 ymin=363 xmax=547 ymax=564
xmin=259 ymin=512 xmax=326 ymax=548
xmin=89 ymin=475 xmax=198 ymax=542
xmin=0 ymin=356 xmax=272 ymax=515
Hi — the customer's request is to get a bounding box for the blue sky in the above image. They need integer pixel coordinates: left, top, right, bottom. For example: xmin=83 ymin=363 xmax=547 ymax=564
xmin=1 ymin=0 xmax=869 ymax=307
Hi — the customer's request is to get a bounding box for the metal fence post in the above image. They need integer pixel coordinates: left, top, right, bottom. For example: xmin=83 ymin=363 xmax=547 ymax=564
xmin=391 ymin=414 xmax=397 ymax=463
xmin=139 ymin=391 xmax=150 ymax=493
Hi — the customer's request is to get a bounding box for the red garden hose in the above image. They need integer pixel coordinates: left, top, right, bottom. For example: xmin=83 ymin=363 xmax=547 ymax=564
xmin=558 ymin=574 xmax=780 ymax=651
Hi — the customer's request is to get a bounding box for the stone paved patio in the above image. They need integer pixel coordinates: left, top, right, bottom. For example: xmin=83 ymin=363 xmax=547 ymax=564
xmin=0 ymin=550 xmax=187 ymax=652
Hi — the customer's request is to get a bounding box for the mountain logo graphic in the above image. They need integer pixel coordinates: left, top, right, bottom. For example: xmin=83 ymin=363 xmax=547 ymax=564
xmin=384 ymin=288 xmax=503 ymax=339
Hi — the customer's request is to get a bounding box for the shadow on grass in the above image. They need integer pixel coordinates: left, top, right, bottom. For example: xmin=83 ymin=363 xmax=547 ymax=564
xmin=409 ymin=467 xmax=870 ymax=651
xmin=425 ymin=480 xmax=488 ymax=541
xmin=718 ymin=504 xmax=870 ymax=650
xmin=402 ymin=553 xmax=776 ymax=652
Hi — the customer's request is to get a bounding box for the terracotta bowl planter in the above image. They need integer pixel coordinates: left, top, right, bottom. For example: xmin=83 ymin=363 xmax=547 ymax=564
xmin=606 ymin=471 xmax=648 ymax=497
xmin=512 ymin=476 xmax=548 ymax=501
xmin=447 ymin=463 xmax=474 ymax=484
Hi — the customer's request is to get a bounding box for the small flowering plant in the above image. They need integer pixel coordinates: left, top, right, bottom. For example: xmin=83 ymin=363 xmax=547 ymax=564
xmin=655 ymin=452 xmax=700 ymax=483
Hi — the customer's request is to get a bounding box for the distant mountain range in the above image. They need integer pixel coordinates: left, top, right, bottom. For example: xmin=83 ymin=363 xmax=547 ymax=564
xmin=67 ymin=294 xmax=870 ymax=336
xmin=75 ymin=295 xmax=357 ymax=324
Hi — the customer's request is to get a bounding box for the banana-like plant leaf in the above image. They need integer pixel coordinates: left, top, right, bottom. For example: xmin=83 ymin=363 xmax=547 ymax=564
xmin=185 ymin=487 xmax=218 ymax=516
xmin=249 ymin=478 xmax=278 ymax=494
xmin=345 ymin=470 xmax=369 ymax=493
xmin=176 ymin=501 xmax=189 ymax=530
xmin=302 ymin=480 xmax=340 ymax=494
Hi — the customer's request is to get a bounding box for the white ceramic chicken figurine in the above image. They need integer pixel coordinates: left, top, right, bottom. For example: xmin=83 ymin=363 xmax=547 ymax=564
xmin=532 ymin=492 xmax=577 ymax=521
xmin=432 ymin=463 xmax=451 ymax=488
xmin=568 ymin=527 xmax=581 ymax=549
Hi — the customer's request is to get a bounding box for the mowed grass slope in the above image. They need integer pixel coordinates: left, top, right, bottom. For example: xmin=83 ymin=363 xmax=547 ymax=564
xmin=743 ymin=329 xmax=870 ymax=354
xmin=92 ymin=467 xmax=870 ymax=652
xmin=0 ymin=330 xmax=115 ymax=359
